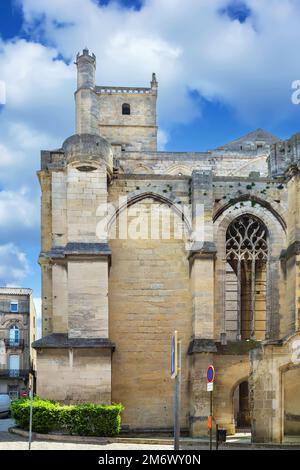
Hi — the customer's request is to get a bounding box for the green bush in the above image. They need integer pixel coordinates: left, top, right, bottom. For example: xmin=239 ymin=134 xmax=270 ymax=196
xmin=11 ymin=397 xmax=124 ymax=436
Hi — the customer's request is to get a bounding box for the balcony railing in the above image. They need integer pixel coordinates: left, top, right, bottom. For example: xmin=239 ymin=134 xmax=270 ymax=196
xmin=0 ymin=369 xmax=29 ymax=378
xmin=4 ymin=339 xmax=24 ymax=349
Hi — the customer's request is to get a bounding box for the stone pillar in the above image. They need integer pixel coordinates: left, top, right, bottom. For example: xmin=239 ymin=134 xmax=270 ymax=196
xmin=189 ymin=171 xmax=216 ymax=339
xmin=34 ymin=132 xmax=115 ymax=404
xmin=189 ymin=350 xmax=216 ymax=436
xmin=285 ymin=170 xmax=300 ymax=334
xmin=250 ymin=345 xmax=280 ymax=443
xmin=188 ymin=171 xmax=217 ymax=436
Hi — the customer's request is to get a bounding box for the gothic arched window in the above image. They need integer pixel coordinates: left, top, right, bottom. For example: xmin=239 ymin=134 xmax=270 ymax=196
xmin=122 ymin=103 xmax=130 ymax=115
xmin=225 ymin=215 xmax=268 ymax=341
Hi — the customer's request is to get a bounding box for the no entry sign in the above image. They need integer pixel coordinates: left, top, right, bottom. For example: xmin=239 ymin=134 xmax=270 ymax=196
xmin=207 ymin=365 xmax=215 ymax=383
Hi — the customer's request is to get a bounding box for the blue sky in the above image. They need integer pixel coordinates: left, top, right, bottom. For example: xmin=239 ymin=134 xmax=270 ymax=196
xmin=1 ymin=0 xmax=300 ymax=330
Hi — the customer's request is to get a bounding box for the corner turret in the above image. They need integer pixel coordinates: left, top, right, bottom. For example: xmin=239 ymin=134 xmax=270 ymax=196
xmin=74 ymin=48 xmax=99 ymax=135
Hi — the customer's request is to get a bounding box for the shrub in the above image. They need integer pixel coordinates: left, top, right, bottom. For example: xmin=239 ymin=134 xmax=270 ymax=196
xmin=11 ymin=397 xmax=124 ymax=437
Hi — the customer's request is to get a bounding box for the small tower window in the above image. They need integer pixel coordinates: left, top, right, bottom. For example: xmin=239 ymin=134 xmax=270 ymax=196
xmin=122 ymin=103 xmax=130 ymax=115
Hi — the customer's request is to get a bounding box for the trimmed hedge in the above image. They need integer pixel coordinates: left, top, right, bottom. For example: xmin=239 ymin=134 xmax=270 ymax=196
xmin=11 ymin=398 xmax=124 ymax=436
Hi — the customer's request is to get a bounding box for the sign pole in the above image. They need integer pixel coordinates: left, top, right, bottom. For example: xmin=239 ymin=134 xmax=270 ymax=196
xmin=174 ymin=340 xmax=181 ymax=451
xmin=28 ymin=374 xmax=33 ymax=451
xmin=209 ymin=390 xmax=213 ymax=451
xmin=206 ymin=365 xmax=215 ymax=451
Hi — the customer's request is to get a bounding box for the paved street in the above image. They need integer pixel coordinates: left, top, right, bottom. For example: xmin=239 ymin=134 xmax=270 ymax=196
xmin=0 ymin=419 xmax=299 ymax=450
xmin=0 ymin=418 xmax=15 ymax=432
xmin=0 ymin=431 xmax=173 ymax=450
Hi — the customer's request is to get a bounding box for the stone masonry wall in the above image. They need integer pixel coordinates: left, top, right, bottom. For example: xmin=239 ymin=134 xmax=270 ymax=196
xmin=109 ymin=199 xmax=192 ymax=430
xmin=36 ymin=348 xmax=112 ymax=404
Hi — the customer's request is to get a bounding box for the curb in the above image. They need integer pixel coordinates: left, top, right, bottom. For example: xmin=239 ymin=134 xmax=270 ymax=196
xmin=8 ymin=428 xmax=300 ymax=448
xmin=9 ymin=427 xmax=173 ymax=445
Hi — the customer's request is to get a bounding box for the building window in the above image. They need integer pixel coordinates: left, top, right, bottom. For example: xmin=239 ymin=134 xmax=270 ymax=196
xmin=9 ymin=354 xmax=20 ymax=377
xmin=10 ymin=301 xmax=18 ymax=313
xmin=225 ymin=214 xmax=268 ymax=341
xmin=122 ymin=103 xmax=130 ymax=115
xmin=9 ymin=325 xmax=20 ymax=347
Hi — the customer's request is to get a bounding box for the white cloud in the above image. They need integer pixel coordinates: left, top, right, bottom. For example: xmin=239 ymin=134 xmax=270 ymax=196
xmin=0 ymin=243 xmax=30 ymax=285
xmin=0 ymin=188 xmax=38 ymax=237
xmin=15 ymin=0 xmax=300 ymax=126
xmin=0 ymin=0 xmax=300 ymax=290
xmin=0 ymin=40 xmax=74 ymax=251
xmin=157 ymin=129 xmax=169 ymax=150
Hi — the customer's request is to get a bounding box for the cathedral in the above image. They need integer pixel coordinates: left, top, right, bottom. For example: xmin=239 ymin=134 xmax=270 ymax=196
xmin=33 ymin=48 xmax=300 ymax=443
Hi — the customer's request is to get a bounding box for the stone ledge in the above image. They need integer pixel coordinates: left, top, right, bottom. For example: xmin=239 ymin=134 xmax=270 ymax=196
xmin=188 ymin=339 xmax=260 ymax=355
xmin=188 ymin=242 xmax=217 ymax=261
xmin=42 ymin=242 xmax=112 ymax=260
xmin=32 ymin=333 xmax=115 ymax=351
xmin=188 ymin=339 xmax=217 ymax=354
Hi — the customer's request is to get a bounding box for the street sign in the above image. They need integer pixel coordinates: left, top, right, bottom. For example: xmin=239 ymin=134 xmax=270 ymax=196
xmin=207 ymin=365 xmax=215 ymax=451
xmin=207 ymin=365 xmax=215 ymax=383
xmin=171 ymin=331 xmax=178 ymax=379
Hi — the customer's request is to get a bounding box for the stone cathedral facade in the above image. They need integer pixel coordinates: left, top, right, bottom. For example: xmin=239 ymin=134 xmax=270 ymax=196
xmin=33 ymin=48 xmax=300 ymax=443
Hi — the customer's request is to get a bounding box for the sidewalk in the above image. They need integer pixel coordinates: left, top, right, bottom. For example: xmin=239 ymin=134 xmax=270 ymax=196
xmin=8 ymin=427 xmax=300 ymax=449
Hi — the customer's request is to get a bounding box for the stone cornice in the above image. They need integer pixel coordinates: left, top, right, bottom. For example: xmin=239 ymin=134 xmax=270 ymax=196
xmin=32 ymin=333 xmax=115 ymax=351
xmin=188 ymin=338 xmax=260 ymax=355
xmin=40 ymin=242 xmax=112 ymax=264
xmin=188 ymin=242 xmax=217 ymax=262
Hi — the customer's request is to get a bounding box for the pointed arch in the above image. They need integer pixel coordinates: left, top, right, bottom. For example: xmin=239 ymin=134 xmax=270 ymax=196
xmin=107 ymin=191 xmax=192 ymax=236
xmin=213 ymin=194 xmax=286 ymax=231
xmin=214 ymin=202 xmax=286 ymax=343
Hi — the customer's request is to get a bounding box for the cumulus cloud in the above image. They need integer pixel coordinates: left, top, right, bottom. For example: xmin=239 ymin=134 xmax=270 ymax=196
xmin=0 ymin=243 xmax=30 ymax=285
xmin=0 ymin=40 xmax=74 ymax=256
xmin=0 ymin=0 xmax=300 ymax=290
xmin=16 ymin=0 xmax=300 ymax=125
xmin=0 ymin=187 xmax=39 ymax=242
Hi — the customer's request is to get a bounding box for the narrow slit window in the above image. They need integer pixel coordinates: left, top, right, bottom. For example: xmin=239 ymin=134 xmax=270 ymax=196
xmin=122 ymin=103 xmax=130 ymax=115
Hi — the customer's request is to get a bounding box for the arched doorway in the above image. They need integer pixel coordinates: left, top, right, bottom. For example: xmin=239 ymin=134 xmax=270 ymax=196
xmin=233 ymin=380 xmax=251 ymax=430
xmin=283 ymin=367 xmax=300 ymax=441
